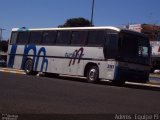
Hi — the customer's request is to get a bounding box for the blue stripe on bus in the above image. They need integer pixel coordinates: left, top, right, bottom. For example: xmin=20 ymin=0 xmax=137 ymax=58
xmin=34 ymin=47 xmax=48 ymax=72
xmin=21 ymin=45 xmax=37 ymax=69
xmin=21 ymin=45 xmax=48 ymax=72
xmin=8 ymin=44 xmax=17 ymax=68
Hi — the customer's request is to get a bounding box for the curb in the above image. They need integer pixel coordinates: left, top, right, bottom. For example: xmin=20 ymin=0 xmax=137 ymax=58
xmin=149 ymin=76 xmax=160 ymax=85
xmin=148 ymin=81 xmax=160 ymax=86
xmin=126 ymin=82 xmax=160 ymax=88
xmin=0 ymin=68 xmax=25 ymax=74
xmin=150 ymin=74 xmax=160 ymax=78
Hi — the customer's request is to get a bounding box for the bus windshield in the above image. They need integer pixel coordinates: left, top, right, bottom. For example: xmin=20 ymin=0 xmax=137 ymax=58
xmin=118 ymin=31 xmax=150 ymax=65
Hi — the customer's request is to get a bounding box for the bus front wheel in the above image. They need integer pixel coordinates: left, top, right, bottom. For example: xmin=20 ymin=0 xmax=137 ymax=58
xmin=24 ymin=59 xmax=37 ymax=75
xmin=86 ymin=65 xmax=99 ymax=83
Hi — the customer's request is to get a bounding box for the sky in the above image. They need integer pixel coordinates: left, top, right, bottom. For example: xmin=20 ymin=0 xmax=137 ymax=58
xmin=0 ymin=0 xmax=160 ymax=40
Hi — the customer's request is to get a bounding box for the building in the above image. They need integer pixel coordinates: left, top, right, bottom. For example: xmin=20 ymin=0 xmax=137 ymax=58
xmin=127 ymin=24 xmax=160 ymax=41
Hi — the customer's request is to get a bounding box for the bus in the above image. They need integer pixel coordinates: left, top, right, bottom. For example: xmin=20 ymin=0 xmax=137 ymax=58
xmin=7 ymin=26 xmax=151 ymax=84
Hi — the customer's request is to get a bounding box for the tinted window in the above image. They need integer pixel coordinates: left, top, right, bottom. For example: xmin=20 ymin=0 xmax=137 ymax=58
xmin=71 ymin=31 xmax=88 ymax=45
xmin=104 ymin=33 xmax=119 ymax=59
xmin=138 ymin=37 xmax=150 ymax=58
xmin=10 ymin=32 xmax=18 ymax=44
xmin=56 ymin=31 xmax=71 ymax=45
xmin=88 ymin=30 xmax=106 ymax=46
xmin=42 ymin=31 xmax=57 ymax=45
xmin=157 ymin=35 xmax=160 ymax=41
xmin=108 ymin=33 xmax=119 ymax=54
xmin=120 ymin=34 xmax=138 ymax=58
xmin=119 ymin=32 xmax=150 ymax=65
xmin=17 ymin=32 xmax=29 ymax=44
xmin=29 ymin=31 xmax=42 ymax=44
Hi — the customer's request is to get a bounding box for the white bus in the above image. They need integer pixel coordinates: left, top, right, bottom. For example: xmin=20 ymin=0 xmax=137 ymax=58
xmin=7 ymin=26 xmax=151 ymax=84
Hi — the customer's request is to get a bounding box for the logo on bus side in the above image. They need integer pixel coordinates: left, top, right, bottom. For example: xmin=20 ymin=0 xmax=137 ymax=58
xmin=65 ymin=47 xmax=84 ymax=66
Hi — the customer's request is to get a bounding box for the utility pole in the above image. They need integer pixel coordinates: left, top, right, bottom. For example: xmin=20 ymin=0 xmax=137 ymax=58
xmin=0 ymin=28 xmax=5 ymax=42
xmin=91 ymin=0 xmax=95 ymax=26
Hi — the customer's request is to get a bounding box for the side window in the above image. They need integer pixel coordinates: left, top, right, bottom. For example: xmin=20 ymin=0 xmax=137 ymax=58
xmin=17 ymin=32 xmax=30 ymax=44
xmin=29 ymin=31 xmax=42 ymax=44
xmin=105 ymin=32 xmax=119 ymax=59
xmin=157 ymin=35 xmax=160 ymax=41
xmin=10 ymin=32 xmax=18 ymax=44
xmin=56 ymin=31 xmax=71 ymax=45
xmin=108 ymin=33 xmax=119 ymax=52
xmin=88 ymin=30 xmax=106 ymax=46
xmin=71 ymin=31 xmax=88 ymax=45
xmin=42 ymin=31 xmax=57 ymax=45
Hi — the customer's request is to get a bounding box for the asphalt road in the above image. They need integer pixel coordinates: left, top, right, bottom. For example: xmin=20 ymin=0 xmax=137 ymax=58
xmin=0 ymin=72 xmax=160 ymax=115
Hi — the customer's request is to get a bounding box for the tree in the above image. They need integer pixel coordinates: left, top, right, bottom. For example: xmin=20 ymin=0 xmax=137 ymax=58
xmin=0 ymin=40 xmax=8 ymax=52
xmin=58 ymin=17 xmax=93 ymax=27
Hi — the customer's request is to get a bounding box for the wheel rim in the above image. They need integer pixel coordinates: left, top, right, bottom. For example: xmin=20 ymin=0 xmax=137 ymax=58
xmin=25 ymin=60 xmax=32 ymax=73
xmin=89 ymin=68 xmax=97 ymax=81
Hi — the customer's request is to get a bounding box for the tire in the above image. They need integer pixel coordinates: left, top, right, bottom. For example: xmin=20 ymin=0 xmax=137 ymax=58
xmin=24 ymin=59 xmax=37 ymax=75
xmin=86 ymin=65 xmax=99 ymax=83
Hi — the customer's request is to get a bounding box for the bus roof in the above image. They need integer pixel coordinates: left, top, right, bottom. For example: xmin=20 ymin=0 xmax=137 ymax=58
xmin=12 ymin=26 xmax=121 ymax=32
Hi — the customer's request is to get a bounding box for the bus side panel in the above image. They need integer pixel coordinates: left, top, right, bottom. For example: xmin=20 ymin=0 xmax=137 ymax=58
xmin=7 ymin=45 xmax=24 ymax=69
xmin=98 ymin=60 xmax=117 ymax=80
xmin=8 ymin=45 xmax=106 ymax=77
xmin=45 ymin=46 xmax=105 ymax=76
xmin=114 ymin=62 xmax=150 ymax=82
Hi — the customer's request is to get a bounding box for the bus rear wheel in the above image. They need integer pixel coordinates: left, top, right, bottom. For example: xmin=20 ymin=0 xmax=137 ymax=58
xmin=24 ymin=59 xmax=37 ymax=75
xmin=86 ymin=65 xmax=99 ymax=83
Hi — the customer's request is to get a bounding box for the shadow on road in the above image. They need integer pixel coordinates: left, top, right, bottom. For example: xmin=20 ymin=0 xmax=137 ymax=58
xmin=42 ymin=74 xmax=160 ymax=92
